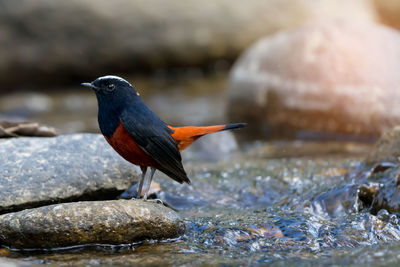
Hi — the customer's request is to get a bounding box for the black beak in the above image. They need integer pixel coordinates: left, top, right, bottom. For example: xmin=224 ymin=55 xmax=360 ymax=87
xmin=81 ymin=82 xmax=99 ymax=91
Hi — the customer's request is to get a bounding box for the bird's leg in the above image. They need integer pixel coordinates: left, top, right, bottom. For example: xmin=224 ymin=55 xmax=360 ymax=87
xmin=143 ymin=167 xmax=156 ymax=201
xmin=137 ymin=166 xmax=147 ymax=199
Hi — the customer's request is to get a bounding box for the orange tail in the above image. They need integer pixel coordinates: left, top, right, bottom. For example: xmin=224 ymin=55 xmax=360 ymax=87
xmin=169 ymin=123 xmax=246 ymax=151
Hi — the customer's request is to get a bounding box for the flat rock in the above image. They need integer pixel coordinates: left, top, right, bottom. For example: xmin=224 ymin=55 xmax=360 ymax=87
xmin=0 ymin=200 xmax=184 ymax=249
xmin=0 ymin=0 xmax=376 ymax=89
xmin=0 ymin=121 xmax=56 ymax=138
xmin=0 ymin=134 xmax=139 ymax=214
xmin=228 ymin=21 xmax=400 ymax=140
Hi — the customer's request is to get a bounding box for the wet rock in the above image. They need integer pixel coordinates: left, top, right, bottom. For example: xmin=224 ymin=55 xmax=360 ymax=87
xmin=357 ymin=165 xmax=400 ymax=214
xmin=365 ymin=126 xmax=400 ymax=165
xmin=358 ymin=183 xmax=381 ymax=210
xmin=0 ymin=121 xmax=56 ymax=137
xmin=0 ymin=200 xmax=184 ymax=249
xmin=228 ymin=21 xmax=400 ymax=140
xmin=369 ymin=162 xmax=397 ymax=175
xmin=0 ymin=134 xmax=139 ymax=214
xmin=0 ymin=0 xmax=376 ymax=89
xmin=372 ymin=178 xmax=400 ymax=214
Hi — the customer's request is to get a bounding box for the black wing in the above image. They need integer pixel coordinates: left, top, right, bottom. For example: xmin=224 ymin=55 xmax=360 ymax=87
xmin=120 ymin=105 xmax=190 ymax=184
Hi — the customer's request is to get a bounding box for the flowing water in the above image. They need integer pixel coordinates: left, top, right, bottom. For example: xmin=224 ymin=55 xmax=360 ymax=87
xmin=5 ymin=142 xmax=400 ymax=266
xmin=1 ymin=72 xmax=400 ymax=266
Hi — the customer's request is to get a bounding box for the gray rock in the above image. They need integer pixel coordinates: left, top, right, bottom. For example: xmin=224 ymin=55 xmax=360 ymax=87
xmin=0 ymin=134 xmax=139 ymax=214
xmin=0 ymin=200 xmax=184 ymax=249
xmin=228 ymin=20 xmax=400 ymax=140
xmin=0 ymin=0 xmax=376 ymax=89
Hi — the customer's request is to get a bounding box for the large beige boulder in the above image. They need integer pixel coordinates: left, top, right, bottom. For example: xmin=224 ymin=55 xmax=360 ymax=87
xmin=227 ymin=21 xmax=400 ymax=140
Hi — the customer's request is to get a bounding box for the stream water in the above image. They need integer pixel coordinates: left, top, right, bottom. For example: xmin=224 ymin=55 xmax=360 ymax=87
xmin=1 ymin=73 xmax=400 ymax=266
xmin=5 ymin=141 xmax=400 ymax=266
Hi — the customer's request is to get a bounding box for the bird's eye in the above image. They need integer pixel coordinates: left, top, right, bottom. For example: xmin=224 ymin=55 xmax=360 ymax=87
xmin=107 ymin=84 xmax=115 ymax=91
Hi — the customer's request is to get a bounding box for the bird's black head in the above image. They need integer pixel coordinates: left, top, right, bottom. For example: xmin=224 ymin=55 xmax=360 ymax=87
xmin=81 ymin=75 xmax=139 ymax=96
xmin=82 ymin=75 xmax=143 ymax=137
xmin=82 ymin=75 xmax=140 ymax=111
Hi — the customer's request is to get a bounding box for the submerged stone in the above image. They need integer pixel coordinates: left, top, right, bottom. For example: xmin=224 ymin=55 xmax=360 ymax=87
xmin=0 ymin=134 xmax=139 ymax=214
xmin=0 ymin=200 xmax=184 ymax=249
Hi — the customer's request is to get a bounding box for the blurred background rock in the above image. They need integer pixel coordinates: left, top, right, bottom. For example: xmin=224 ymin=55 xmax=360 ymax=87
xmin=228 ymin=20 xmax=400 ymax=141
xmin=0 ymin=0 xmax=398 ymax=141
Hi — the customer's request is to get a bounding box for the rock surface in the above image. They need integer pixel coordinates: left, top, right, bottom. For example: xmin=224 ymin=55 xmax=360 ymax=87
xmin=357 ymin=164 xmax=400 ymax=215
xmin=0 ymin=200 xmax=184 ymax=249
xmin=0 ymin=121 xmax=56 ymax=137
xmin=0 ymin=134 xmax=139 ymax=214
xmin=366 ymin=126 xmax=400 ymax=165
xmin=0 ymin=258 xmax=36 ymax=267
xmin=0 ymin=0 xmax=376 ymax=89
xmin=228 ymin=20 xmax=400 ymax=140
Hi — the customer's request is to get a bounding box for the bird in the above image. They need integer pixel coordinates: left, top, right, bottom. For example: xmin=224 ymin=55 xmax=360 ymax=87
xmin=82 ymin=75 xmax=246 ymax=200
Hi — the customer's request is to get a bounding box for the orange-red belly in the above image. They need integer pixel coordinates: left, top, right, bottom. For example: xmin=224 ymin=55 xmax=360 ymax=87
xmin=105 ymin=122 xmax=158 ymax=168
